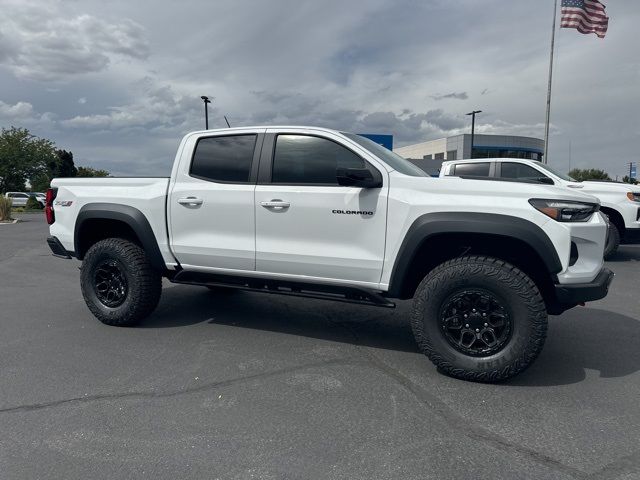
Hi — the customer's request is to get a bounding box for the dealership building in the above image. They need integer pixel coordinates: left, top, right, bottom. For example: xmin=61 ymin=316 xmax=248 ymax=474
xmin=394 ymin=134 xmax=545 ymax=176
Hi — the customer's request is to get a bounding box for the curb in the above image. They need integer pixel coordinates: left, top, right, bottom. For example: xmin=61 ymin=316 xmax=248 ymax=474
xmin=0 ymin=219 xmax=19 ymax=225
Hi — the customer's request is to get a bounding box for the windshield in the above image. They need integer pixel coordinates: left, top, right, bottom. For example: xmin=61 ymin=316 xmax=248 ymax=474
xmin=535 ymin=162 xmax=576 ymax=182
xmin=342 ymin=133 xmax=428 ymax=177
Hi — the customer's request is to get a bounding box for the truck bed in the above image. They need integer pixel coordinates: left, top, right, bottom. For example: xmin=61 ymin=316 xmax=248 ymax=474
xmin=49 ymin=177 xmax=174 ymax=265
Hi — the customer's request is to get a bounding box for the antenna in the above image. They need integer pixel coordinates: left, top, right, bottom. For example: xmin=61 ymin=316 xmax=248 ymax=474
xmin=224 ymin=115 xmax=231 ymax=128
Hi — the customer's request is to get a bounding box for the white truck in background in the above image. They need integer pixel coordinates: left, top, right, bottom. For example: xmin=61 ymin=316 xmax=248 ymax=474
xmin=439 ymin=157 xmax=640 ymax=258
xmin=46 ymin=126 xmax=613 ymax=382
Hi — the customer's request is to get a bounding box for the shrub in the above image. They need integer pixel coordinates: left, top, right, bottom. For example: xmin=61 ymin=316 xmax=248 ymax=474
xmin=26 ymin=196 xmax=43 ymax=210
xmin=0 ymin=196 xmax=12 ymax=221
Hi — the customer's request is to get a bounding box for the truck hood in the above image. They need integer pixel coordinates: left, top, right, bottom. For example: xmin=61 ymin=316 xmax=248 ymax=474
xmin=393 ymin=172 xmax=600 ymax=204
xmin=564 ymin=180 xmax=640 ymax=195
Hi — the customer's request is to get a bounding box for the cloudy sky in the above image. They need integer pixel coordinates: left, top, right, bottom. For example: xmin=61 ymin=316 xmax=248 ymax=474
xmin=0 ymin=0 xmax=637 ymax=178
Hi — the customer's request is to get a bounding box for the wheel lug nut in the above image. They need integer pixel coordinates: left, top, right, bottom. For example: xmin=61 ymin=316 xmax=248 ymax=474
xmin=482 ymin=313 xmax=486 ymax=317
xmin=465 ymin=324 xmax=470 ymax=328
xmin=472 ymin=309 xmax=476 ymax=312
xmin=484 ymin=323 xmax=488 ymax=327
xmin=464 ymin=314 xmax=468 ymax=318
xmin=475 ymin=328 xmax=480 ymax=332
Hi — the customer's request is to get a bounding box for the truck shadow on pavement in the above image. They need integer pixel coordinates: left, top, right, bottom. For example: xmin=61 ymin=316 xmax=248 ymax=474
xmin=509 ymin=308 xmax=640 ymax=387
xmin=144 ymin=286 xmax=419 ymax=353
xmin=143 ymin=287 xmax=640 ymax=387
xmin=607 ymin=244 xmax=640 ymax=262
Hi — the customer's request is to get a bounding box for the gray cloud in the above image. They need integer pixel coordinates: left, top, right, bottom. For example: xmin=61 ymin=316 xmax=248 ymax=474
xmin=430 ymin=92 xmax=469 ymax=101
xmin=0 ymin=100 xmax=34 ymax=118
xmin=62 ymin=80 xmax=202 ymax=131
xmin=0 ymin=3 xmax=149 ymax=81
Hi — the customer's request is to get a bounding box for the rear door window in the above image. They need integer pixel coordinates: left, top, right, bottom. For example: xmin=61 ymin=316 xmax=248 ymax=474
xmin=190 ymin=134 xmax=257 ymax=183
xmin=452 ymin=163 xmax=490 ymax=177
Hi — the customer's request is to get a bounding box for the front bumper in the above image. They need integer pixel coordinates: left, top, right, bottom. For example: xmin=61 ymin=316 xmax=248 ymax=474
xmin=554 ymin=267 xmax=614 ymax=305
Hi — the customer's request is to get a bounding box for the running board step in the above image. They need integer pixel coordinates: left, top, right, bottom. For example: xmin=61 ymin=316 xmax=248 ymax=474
xmin=171 ymin=271 xmax=396 ymax=309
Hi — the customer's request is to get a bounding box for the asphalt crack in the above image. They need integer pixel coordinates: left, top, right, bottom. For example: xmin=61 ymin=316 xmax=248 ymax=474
xmin=0 ymin=356 xmax=357 ymax=415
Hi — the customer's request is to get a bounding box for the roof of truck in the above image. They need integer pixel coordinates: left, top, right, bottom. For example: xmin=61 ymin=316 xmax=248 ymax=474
xmin=187 ymin=125 xmax=343 ymax=136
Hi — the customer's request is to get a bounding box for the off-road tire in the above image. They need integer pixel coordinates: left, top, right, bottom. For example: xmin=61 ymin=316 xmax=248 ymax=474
xmin=603 ymin=221 xmax=620 ymax=260
xmin=411 ymin=256 xmax=547 ymax=382
xmin=80 ymin=238 xmax=162 ymax=326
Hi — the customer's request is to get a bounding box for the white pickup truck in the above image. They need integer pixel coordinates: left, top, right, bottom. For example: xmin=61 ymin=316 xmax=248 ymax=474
xmin=46 ymin=126 xmax=613 ymax=382
xmin=439 ymin=157 xmax=640 ymax=258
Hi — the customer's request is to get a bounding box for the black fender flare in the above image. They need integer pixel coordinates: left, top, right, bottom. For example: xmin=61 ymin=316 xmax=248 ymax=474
xmin=386 ymin=212 xmax=563 ymax=297
xmin=74 ymin=203 xmax=166 ymax=272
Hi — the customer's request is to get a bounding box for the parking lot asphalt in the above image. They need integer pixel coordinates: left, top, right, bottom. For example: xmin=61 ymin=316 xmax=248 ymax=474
xmin=1 ymin=214 xmax=639 ymax=479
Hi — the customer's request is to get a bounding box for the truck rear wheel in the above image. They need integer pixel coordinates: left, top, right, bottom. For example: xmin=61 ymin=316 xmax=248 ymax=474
xmin=411 ymin=256 xmax=547 ymax=382
xmin=80 ymin=238 xmax=162 ymax=326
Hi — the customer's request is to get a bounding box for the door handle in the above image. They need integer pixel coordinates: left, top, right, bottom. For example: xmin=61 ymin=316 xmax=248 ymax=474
xmin=177 ymin=197 xmax=203 ymax=206
xmin=261 ymin=200 xmax=290 ymax=210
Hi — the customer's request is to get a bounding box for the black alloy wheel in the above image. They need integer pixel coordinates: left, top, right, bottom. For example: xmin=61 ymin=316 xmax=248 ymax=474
xmin=93 ymin=259 xmax=129 ymax=308
xmin=439 ymin=289 xmax=512 ymax=357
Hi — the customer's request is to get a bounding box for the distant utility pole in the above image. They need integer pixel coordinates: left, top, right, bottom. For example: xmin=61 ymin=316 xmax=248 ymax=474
xmin=200 ymin=96 xmax=211 ymax=129
xmin=466 ymin=110 xmax=482 ymax=158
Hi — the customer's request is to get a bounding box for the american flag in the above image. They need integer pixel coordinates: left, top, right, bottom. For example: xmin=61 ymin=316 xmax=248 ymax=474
xmin=561 ymin=0 xmax=609 ymax=38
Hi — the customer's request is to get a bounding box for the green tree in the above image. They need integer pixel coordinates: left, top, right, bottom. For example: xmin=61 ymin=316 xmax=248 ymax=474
xmin=55 ymin=150 xmax=78 ymax=177
xmin=622 ymin=176 xmax=638 ymax=185
xmin=0 ymin=127 xmax=56 ymax=193
xmin=30 ymin=149 xmax=78 ymax=192
xmin=567 ymin=168 xmax=611 ymax=182
xmin=25 ymin=195 xmax=43 ymax=210
xmin=77 ymin=166 xmax=110 ymax=177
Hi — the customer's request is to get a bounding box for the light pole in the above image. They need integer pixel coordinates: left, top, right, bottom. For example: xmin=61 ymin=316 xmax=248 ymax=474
xmin=466 ymin=110 xmax=482 ymax=159
xmin=200 ymin=96 xmax=211 ymax=129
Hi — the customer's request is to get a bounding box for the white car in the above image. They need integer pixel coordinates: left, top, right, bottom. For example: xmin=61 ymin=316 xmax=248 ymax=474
xmin=45 ymin=126 xmax=612 ymax=382
xmin=5 ymin=192 xmax=31 ymax=207
xmin=439 ymin=158 xmax=640 ymax=258
xmin=32 ymin=192 xmax=46 ymax=203
xmin=4 ymin=192 xmax=46 ymax=208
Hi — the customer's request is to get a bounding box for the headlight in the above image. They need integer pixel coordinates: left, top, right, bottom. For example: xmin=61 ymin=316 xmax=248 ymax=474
xmin=627 ymin=192 xmax=640 ymax=202
xmin=529 ymin=199 xmax=599 ymax=222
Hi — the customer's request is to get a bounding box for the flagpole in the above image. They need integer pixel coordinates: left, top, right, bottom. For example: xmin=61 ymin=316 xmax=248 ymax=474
xmin=543 ymin=0 xmax=558 ymax=164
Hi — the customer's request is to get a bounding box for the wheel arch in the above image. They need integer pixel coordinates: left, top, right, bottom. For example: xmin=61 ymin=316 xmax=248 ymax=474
xmin=386 ymin=212 xmax=563 ymax=303
xmin=74 ymin=203 xmax=165 ymax=272
xmin=599 ymin=206 xmax=625 ymax=234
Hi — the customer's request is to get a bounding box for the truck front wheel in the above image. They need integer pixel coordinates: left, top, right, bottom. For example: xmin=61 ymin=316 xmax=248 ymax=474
xmin=603 ymin=221 xmax=620 ymax=260
xmin=411 ymin=256 xmax=547 ymax=382
xmin=80 ymin=238 xmax=162 ymax=326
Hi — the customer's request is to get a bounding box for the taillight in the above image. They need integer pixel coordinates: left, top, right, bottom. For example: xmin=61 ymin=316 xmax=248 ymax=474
xmin=45 ymin=188 xmax=57 ymax=225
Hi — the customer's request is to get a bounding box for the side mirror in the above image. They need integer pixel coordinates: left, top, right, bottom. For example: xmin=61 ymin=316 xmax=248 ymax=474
xmin=336 ymin=167 xmax=382 ymax=188
xmin=536 ymin=177 xmax=555 ymax=185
